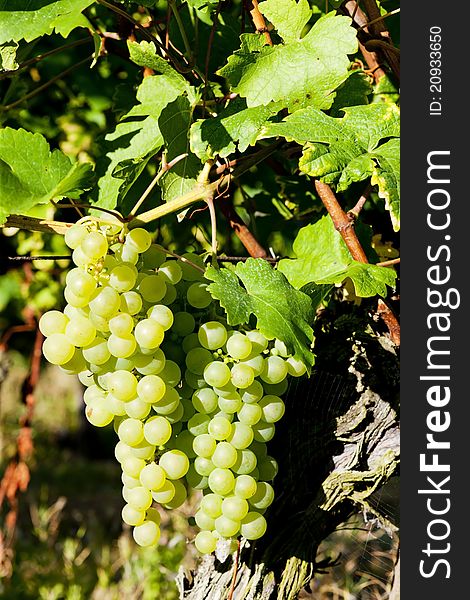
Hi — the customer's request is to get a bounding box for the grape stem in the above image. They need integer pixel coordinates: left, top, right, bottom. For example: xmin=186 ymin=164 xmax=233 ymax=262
xmin=151 ymin=245 xmax=206 ymax=274
xmin=227 ymin=539 xmax=241 ymax=600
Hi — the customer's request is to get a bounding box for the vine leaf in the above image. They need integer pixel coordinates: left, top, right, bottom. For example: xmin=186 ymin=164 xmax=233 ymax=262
xmin=158 ymin=96 xmax=202 ymax=203
xmin=263 ymin=103 xmax=400 ymax=230
xmin=190 ymin=99 xmax=282 ymax=162
xmin=127 ymin=41 xmax=189 ymax=91
xmin=0 ymin=0 xmax=94 ymax=44
xmin=95 ymin=56 xmax=189 ymax=210
xmin=206 ymin=259 xmax=315 ymax=368
xmin=258 ymin=0 xmax=311 ymax=43
xmin=217 ymin=13 xmax=357 ymax=111
xmin=0 ymin=127 xmax=93 ymax=224
xmin=278 ymin=216 xmax=396 ymax=297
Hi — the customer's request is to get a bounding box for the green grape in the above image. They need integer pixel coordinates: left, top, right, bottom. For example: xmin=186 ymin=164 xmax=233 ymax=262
xmin=66 ymin=269 xmax=97 ymax=299
xmin=126 ymin=228 xmax=152 ymax=253
xmin=83 ymin=337 xmax=111 ymax=365
xmin=138 ymin=274 xmax=166 ymax=303
xmin=204 ymin=361 xmax=231 ymax=388
xmin=59 ymin=351 xmax=87 ymax=375
xmin=133 ymin=520 xmax=160 ymax=547
xmin=90 ymin=287 xmax=121 ymax=319
xmin=195 ymin=509 xmax=215 ymax=531
xmin=246 ymin=330 xmax=268 ymax=354
xmin=125 ymin=397 xmax=151 ymax=420
xmin=159 ymin=449 xmax=189 ymax=479
xmin=259 ymin=395 xmax=285 ymax=423
xmin=163 ymin=480 xmax=187 ymax=509
xmin=240 ymin=512 xmax=267 ymax=540
xmin=126 ymin=486 xmax=152 ymax=511
xmin=118 ymin=418 xmax=144 ymax=446
xmin=88 ymin=312 xmax=110 ymax=333
xmin=65 ymin=316 xmax=96 ymax=347
xmin=64 ymin=286 xmax=89 ymax=308
xmin=249 ymin=440 xmax=268 ymax=459
xmin=193 ymin=434 xmax=216 ymax=458
xmin=85 ymin=404 xmax=114 ymax=427
xmin=122 ymin=472 xmax=140 ymax=488
xmin=227 ymin=422 xmax=254 ymax=450
xmin=250 ymin=482 xmax=274 ymax=510
xmin=121 ymin=456 xmax=146 ymax=478
xmin=39 ymin=310 xmax=69 ymax=337
xmin=232 ymin=449 xmax=257 ymax=475
xmin=198 ymin=321 xmax=228 ymax=350
xmin=260 ymin=355 xmax=288 ymax=385
xmin=140 ymin=462 xmax=166 ymax=491
xmin=122 ymin=504 xmax=145 ymax=526
xmin=71 ymin=246 xmax=90 ymax=268
xmin=187 ymin=413 xmax=211 ymax=436
xmin=158 ymin=360 xmax=181 ymax=387
xmin=134 ymin=318 xmax=164 ymax=349
xmin=286 ymin=356 xmax=307 ymax=377
xmin=81 ymin=231 xmax=108 ymax=259
xmin=234 ymin=475 xmax=257 ymax=499
xmin=114 ymin=243 xmax=139 ymax=265
xmin=109 ymin=264 xmax=137 ymax=292
xmin=200 ymin=493 xmax=223 ymax=518
xmin=178 ymin=253 xmax=205 ymax=281
xmin=78 ymin=370 xmax=94 ymax=387
xmin=215 ymin=515 xmax=239 ymax=538
xmin=109 ymin=313 xmax=134 ymax=337
xmin=194 ymin=456 xmax=215 ymax=477
xmin=252 ymin=422 xmax=276 ymax=443
xmin=147 ymin=305 xmax=174 ymax=330
xmin=172 ymin=311 xmax=195 ymax=336
xmin=258 ymin=456 xmax=278 ymax=481
xmin=231 ymin=363 xmax=255 ymax=390
xmin=107 ymin=334 xmax=137 ymax=358
xmin=240 ymin=355 xmax=264 ymax=377
xmin=195 ymin=530 xmax=217 ymax=554
xmin=107 ymin=370 xmax=138 ymax=401
xmin=222 ymin=496 xmax=249 ymax=521
xmin=185 ymin=465 xmax=208 ymax=490
xmin=187 ymin=282 xmax=211 ymax=309
xmin=146 ymin=507 xmax=162 ymax=525
xmin=152 ymin=387 xmax=180 ymax=415
xmin=211 ymin=442 xmax=237 ymax=469
xmin=186 ymin=348 xmax=213 ymax=375
xmin=208 ymin=416 xmax=232 ymax=441
xmin=181 ymin=398 xmax=196 ymax=421
xmin=127 ymin=439 xmax=155 ymax=460
xmin=137 ymin=375 xmax=166 ymax=404
xmin=151 ymin=480 xmax=175 ymax=504
xmin=143 ymin=416 xmax=172 ymax=446
xmin=262 ymin=379 xmax=289 ymax=396
xmin=65 ymin=224 xmax=87 ymax=249
xmin=192 ymin=388 xmax=218 ymax=414
xmin=237 ymin=403 xmax=262 ymax=426
xmin=108 ymin=394 xmax=127 ymax=416
xmin=226 ymin=333 xmax=252 ymax=360
xmin=161 ymin=283 xmax=177 ymax=305
xmin=213 ymin=382 xmax=237 ymax=398
xmin=165 ymin=402 xmax=184 ymax=424
xmin=208 ymin=468 xmax=235 ymax=495
xmin=159 ymin=261 xmax=182 ymax=284
xmin=42 ymin=334 xmax=75 ymax=365
xmin=218 ymin=392 xmax=242 ymax=414
xmin=185 ymin=370 xmax=206 ymax=390
xmin=172 ymin=430 xmax=196 ymax=458
xmin=241 ymin=381 xmax=264 ymax=404
xmin=141 ymin=245 xmax=166 ymax=269
xmin=120 ymin=291 xmax=143 ymax=315
xmin=134 ymin=351 xmax=165 ymax=376
xmin=182 ymin=333 xmax=200 ymax=353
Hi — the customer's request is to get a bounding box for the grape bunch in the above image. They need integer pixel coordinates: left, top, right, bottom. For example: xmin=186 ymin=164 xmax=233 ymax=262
xmin=39 ymin=218 xmax=308 ymax=553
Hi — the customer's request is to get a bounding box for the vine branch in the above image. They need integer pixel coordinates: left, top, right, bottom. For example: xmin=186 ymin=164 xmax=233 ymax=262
xmin=314 ymin=180 xmax=400 ymax=346
xmin=244 ymin=0 xmax=273 ymax=46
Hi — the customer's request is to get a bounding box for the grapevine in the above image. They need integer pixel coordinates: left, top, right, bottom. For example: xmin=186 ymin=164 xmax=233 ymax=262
xmin=39 ymin=218 xmax=308 ymax=552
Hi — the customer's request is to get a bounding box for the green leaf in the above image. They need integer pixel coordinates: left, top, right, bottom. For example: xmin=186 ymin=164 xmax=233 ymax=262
xmin=258 ymin=0 xmax=311 ymax=43
xmin=0 ymin=127 xmax=92 ymax=224
xmin=158 ymin=96 xmax=202 ymax=203
xmin=329 ymin=71 xmax=372 ymax=116
xmin=206 ymin=259 xmax=315 ymax=367
xmin=0 ymin=42 xmax=19 ymax=71
xmin=95 ymin=70 xmax=188 ymax=210
xmin=127 ymin=40 xmax=189 ymax=91
xmin=264 ymin=103 xmax=400 ymax=229
xmin=218 ymin=13 xmax=357 ymax=111
xmin=278 ymin=216 xmax=396 ymax=297
xmin=0 ymin=0 xmax=94 ymax=43
xmin=190 ymin=99 xmax=282 ymax=161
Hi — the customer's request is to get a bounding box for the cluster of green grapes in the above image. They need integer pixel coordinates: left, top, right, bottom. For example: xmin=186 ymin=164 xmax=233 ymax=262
xmin=39 ymin=218 xmax=307 ymax=554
